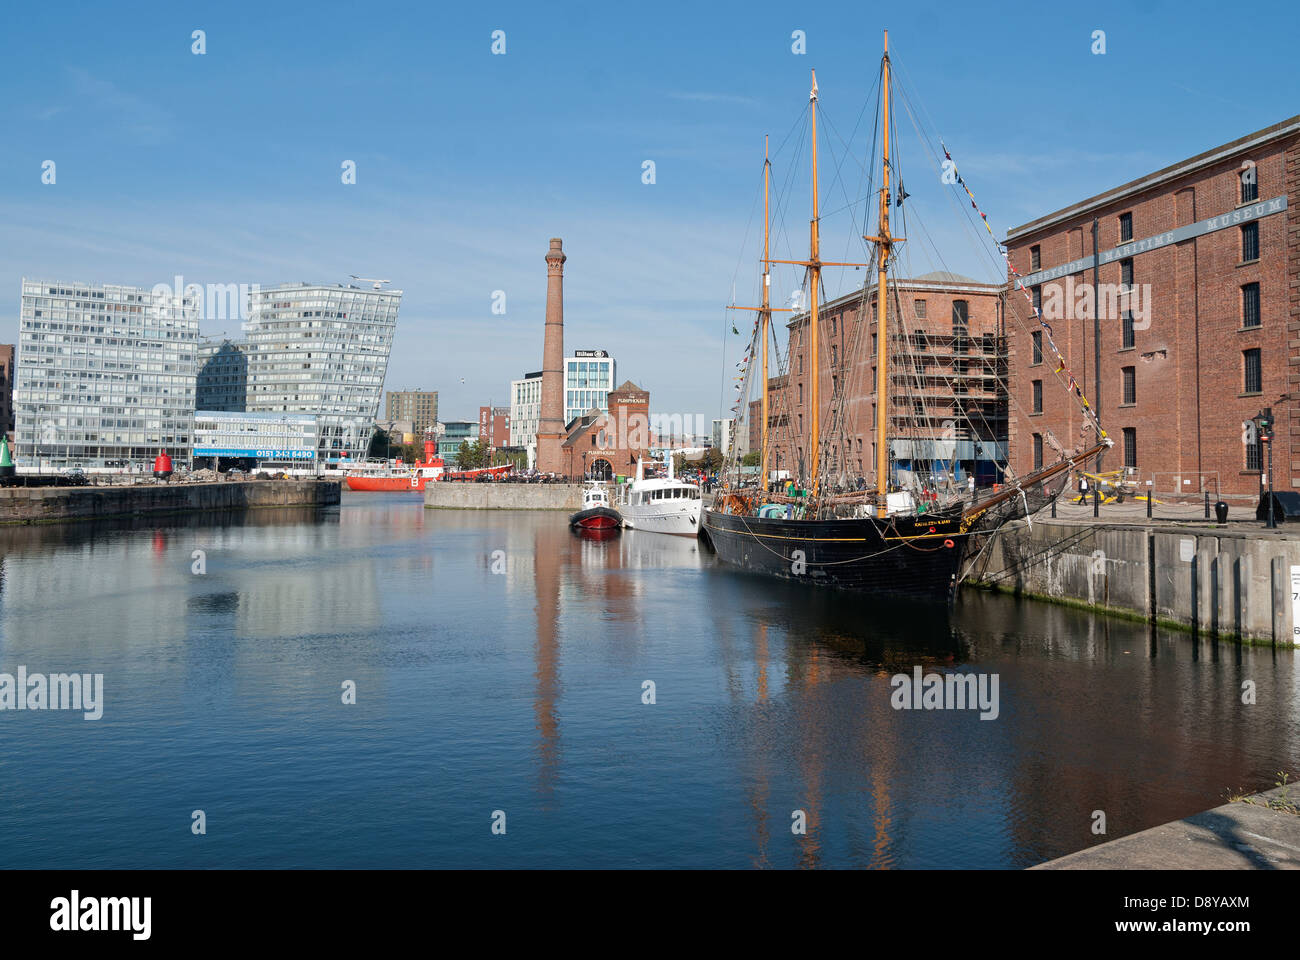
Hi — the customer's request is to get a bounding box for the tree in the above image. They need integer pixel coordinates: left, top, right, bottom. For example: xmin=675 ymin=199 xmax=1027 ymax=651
xmin=495 ymin=448 xmax=528 ymax=469
xmin=367 ymin=428 xmax=392 ymax=459
xmin=740 ymin=451 xmax=760 ymax=467
xmin=456 ymin=438 xmax=490 ymax=469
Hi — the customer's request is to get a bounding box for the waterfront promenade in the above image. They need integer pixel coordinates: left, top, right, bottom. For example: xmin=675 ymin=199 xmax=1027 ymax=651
xmin=1035 ymin=786 xmax=1300 ymax=869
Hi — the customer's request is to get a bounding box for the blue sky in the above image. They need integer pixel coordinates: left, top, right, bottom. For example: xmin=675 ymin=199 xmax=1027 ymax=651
xmin=1 ymin=0 xmax=1296 ymax=422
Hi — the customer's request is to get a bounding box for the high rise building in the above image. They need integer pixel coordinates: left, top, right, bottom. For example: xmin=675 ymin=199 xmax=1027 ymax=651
xmin=197 ymin=339 xmax=249 ymax=411
xmin=711 ymin=418 xmax=735 ymax=458
xmin=385 ymin=390 xmax=438 ymax=434
xmin=15 ymin=279 xmax=200 ymax=468
xmin=564 ymin=349 xmax=616 ymax=424
xmin=509 ymin=371 xmax=542 ymax=450
xmin=243 ymin=282 xmax=401 ymax=463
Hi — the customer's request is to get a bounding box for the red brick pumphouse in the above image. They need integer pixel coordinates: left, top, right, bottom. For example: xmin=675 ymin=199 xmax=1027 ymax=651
xmin=1004 ymin=114 xmax=1299 ymax=499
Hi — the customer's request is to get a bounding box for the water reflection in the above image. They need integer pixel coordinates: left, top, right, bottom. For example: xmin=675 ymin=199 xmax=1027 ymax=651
xmin=0 ymin=500 xmax=1294 ymax=868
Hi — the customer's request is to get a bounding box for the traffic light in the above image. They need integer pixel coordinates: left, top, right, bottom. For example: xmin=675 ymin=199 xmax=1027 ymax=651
xmin=1259 ymin=408 xmax=1274 ymax=443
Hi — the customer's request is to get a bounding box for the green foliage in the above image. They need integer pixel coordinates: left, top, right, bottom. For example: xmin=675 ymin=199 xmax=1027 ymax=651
xmin=740 ymin=451 xmax=760 ymax=467
xmin=673 ymin=447 xmax=724 ymax=475
xmin=367 ymin=428 xmax=394 ymax=459
xmin=456 ymin=438 xmax=491 ymax=470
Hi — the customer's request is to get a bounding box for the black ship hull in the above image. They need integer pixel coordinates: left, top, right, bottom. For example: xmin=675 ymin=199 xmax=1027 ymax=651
xmin=703 ymin=508 xmax=966 ymax=602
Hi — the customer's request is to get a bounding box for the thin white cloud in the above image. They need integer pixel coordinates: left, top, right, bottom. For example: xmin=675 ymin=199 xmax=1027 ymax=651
xmin=66 ymin=66 xmax=172 ymax=144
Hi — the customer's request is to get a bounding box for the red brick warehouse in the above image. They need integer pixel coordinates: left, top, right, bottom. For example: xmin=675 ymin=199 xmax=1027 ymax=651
xmin=1003 ymin=115 xmax=1300 ymax=498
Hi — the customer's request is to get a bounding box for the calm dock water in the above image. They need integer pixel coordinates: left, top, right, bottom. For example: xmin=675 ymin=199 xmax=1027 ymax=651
xmin=0 ymin=492 xmax=1295 ymax=868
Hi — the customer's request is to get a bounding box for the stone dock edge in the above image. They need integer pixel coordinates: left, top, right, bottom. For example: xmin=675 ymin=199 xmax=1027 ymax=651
xmin=0 ymin=480 xmax=341 ymax=525
xmin=1033 ymin=785 xmax=1300 ymax=869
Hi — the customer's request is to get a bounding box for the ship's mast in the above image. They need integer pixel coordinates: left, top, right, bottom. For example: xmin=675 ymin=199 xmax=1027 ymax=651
xmin=761 ymin=135 xmax=771 ymax=494
xmin=808 ymin=71 xmax=823 ymax=491
xmin=872 ymin=33 xmax=893 ymax=518
xmin=764 ymin=72 xmax=869 ymax=500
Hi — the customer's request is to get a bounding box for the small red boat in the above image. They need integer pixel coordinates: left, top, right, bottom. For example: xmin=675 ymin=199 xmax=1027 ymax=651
xmin=346 ymin=439 xmax=445 ymax=492
xmin=569 ymin=482 xmax=623 ymax=530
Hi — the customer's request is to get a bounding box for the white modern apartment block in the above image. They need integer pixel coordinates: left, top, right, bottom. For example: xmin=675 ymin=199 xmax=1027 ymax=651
xmin=15 ymin=279 xmax=200 ymax=469
xmin=243 ymin=282 xmax=401 ymax=463
xmin=509 ymin=370 xmax=542 ymax=449
xmin=564 ymin=349 xmax=616 ymax=425
xmin=712 ymin=417 xmax=736 ymax=458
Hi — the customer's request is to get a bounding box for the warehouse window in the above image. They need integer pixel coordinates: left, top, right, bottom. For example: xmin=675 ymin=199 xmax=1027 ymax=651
xmin=1244 ymin=348 xmax=1262 ymax=394
xmin=1242 ymin=222 xmax=1259 ymax=262
xmin=1246 ymin=432 xmax=1263 ymax=471
xmin=1241 ymin=163 xmax=1259 ymax=203
xmin=1120 ymin=258 xmax=1134 ymax=291
xmin=1122 ymin=311 xmax=1135 ymax=349
xmin=1031 ymin=285 xmax=1042 ymax=316
xmin=1033 ymin=433 xmax=1043 ymax=470
xmin=1122 ymin=366 xmax=1135 ymax=405
xmin=952 ymin=300 xmax=969 ymax=336
xmin=1122 ymin=428 xmax=1137 ymax=469
xmin=1031 ymin=330 xmax=1043 ymax=365
xmin=1032 ymin=379 xmax=1043 ymax=413
xmin=1242 ymin=283 xmax=1261 ymax=328
xmin=914 ymin=298 xmax=927 ymax=319
xmin=1119 ymin=212 xmax=1133 ymax=242
xmin=1030 ymin=245 xmax=1041 ymax=271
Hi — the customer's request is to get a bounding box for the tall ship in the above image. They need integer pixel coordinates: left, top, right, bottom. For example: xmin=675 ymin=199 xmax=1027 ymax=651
xmin=703 ymin=33 xmax=1107 ymax=601
xmin=345 ymin=436 xmax=445 ymax=491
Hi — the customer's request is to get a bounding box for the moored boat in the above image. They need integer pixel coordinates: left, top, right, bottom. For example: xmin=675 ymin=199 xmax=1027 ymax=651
xmin=569 ymin=482 xmax=623 ymax=530
xmin=620 ymin=456 xmax=702 ymax=537
xmin=703 ymin=33 xmax=1111 ymax=602
xmin=346 ymin=438 xmax=445 ymax=491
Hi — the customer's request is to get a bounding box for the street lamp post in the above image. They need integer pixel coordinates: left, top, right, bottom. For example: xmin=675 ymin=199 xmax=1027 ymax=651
xmin=1256 ymin=408 xmax=1276 ymax=529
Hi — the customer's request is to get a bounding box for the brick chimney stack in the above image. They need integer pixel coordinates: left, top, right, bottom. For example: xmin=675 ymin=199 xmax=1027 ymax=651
xmin=536 ymin=238 xmax=566 ymax=474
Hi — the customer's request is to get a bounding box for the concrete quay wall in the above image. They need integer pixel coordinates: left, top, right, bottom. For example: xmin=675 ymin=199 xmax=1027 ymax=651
xmin=966 ymin=519 xmax=1300 ymax=643
xmin=0 ymin=480 xmax=340 ymax=525
xmin=424 ymin=483 xmax=583 ymax=511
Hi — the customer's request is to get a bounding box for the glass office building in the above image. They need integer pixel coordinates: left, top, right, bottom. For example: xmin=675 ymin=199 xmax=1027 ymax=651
xmin=196 ymin=339 xmax=249 ymax=411
xmin=15 ymin=279 xmax=200 ymax=468
xmin=244 ymin=282 xmax=401 ymax=463
xmin=437 ymin=420 xmax=477 ymax=460
xmin=564 ymin=350 xmax=615 ymax=425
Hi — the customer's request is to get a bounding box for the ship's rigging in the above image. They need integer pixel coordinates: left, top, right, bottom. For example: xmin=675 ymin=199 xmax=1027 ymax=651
xmin=719 ymin=31 xmax=1110 ymax=526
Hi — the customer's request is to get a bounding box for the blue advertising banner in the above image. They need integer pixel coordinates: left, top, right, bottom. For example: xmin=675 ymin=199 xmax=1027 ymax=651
xmin=193 ymin=447 xmax=316 ymax=459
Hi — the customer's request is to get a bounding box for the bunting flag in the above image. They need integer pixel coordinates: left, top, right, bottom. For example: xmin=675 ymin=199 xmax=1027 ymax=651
xmin=941 ymin=141 xmax=1108 ymax=445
